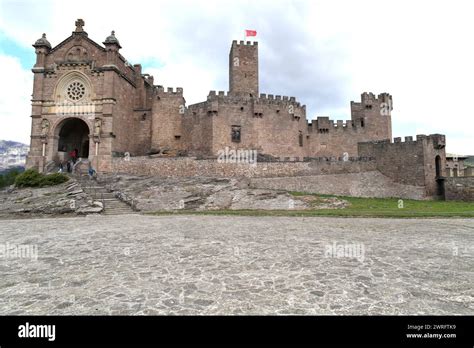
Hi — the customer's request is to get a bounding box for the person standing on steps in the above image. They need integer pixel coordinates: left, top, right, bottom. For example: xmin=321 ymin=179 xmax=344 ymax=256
xmin=69 ymin=148 xmax=78 ymax=164
xmin=88 ymin=164 xmax=97 ymax=181
xmin=74 ymin=148 xmax=79 ymax=162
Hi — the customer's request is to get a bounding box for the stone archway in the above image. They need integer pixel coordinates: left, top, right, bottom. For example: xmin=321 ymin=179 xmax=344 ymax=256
xmin=55 ymin=117 xmax=91 ymax=161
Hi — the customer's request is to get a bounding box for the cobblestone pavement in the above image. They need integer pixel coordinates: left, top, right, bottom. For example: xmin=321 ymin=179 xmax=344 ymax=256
xmin=0 ymin=215 xmax=473 ymax=315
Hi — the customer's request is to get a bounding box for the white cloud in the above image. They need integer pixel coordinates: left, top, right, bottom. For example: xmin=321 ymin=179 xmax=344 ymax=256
xmin=0 ymin=0 xmax=472 ymax=153
xmin=0 ymin=54 xmax=32 ymax=144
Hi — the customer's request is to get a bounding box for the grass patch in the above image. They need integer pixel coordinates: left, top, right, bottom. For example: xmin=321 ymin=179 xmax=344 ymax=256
xmin=148 ymin=192 xmax=474 ymax=218
xmin=14 ymin=169 xmax=69 ymax=188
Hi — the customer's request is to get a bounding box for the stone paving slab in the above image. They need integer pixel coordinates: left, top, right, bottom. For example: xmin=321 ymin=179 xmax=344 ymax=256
xmin=0 ymin=215 xmax=473 ymax=315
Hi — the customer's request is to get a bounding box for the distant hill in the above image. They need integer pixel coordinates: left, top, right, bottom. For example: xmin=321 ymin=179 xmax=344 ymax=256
xmin=465 ymin=156 xmax=474 ymax=167
xmin=0 ymin=140 xmax=29 ymax=170
xmin=0 ymin=140 xmax=28 ymax=152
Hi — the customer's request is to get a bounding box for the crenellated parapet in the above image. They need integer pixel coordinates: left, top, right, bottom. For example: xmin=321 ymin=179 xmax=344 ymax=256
xmin=307 ymin=116 xmax=366 ymax=134
xmin=155 ymin=85 xmax=184 ymax=98
xmin=362 ymin=134 xmax=445 ymax=148
xmin=207 ymin=90 xmax=304 ymax=108
xmin=232 ymin=40 xmax=258 ymax=47
xmin=351 ymin=91 xmax=393 ymax=115
xmin=357 ymin=92 xmax=393 ymax=105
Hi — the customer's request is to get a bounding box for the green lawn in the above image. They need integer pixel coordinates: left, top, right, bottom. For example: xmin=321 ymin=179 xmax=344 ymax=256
xmin=149 ymin=192 xmax=474 ymax=218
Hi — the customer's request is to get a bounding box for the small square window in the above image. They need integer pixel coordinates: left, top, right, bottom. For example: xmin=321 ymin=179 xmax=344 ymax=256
xmin=231 ymin=125 xmax=241 ymax=142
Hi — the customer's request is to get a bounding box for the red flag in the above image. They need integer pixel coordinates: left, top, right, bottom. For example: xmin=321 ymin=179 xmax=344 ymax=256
xmin=245 ymin=30 xmax=257 ymax=37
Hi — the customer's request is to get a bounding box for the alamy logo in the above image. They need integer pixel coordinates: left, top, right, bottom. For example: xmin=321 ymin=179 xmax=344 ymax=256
xmin=18 ymin=322 xmax=55 ymax=341
xmin=217 ymin=147 xmax=257 ymax=166
xmin=380 ymin=99 xmax=392 ymax=116
xmin=0 ymin=242 xmax=38 ymax=261
xmin=324 ymin=241 xmax=365 ymax=262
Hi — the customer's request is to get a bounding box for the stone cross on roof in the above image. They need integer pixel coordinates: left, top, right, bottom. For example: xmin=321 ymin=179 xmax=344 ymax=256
xmin=75 ymin=19 xmax=85 ymax=32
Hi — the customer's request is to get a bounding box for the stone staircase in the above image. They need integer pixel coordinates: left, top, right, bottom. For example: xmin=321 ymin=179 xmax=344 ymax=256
xmin=78 ymin=176 xmax=136 ymax=215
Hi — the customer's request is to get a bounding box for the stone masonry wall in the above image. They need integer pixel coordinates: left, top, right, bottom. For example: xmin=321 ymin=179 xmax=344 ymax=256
xmin=358 ymin=138 xmax=426 ymax=187
xmin=358 ymin=134 xmax=446 ymax=198
xmin=111 ymin=156 xmax=376 ymax=178
xmin=445 ymin=177 xmax=474 ymax=201
xmin=250 ymin=172 xmax=427 ymax=200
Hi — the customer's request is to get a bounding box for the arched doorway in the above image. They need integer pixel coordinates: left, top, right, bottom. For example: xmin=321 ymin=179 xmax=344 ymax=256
xmin=57 ymin=118 xmax=90 ymax=159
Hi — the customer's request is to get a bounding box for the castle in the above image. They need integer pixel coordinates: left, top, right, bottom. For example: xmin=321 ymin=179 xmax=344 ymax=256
xmin=26 ymin=19 xmax=458 ymax=200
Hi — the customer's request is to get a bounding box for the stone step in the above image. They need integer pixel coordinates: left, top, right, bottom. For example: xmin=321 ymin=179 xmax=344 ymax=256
xmin=104 ymin=206 xmax=132 ymax=211
xmin=103 ymin=200 xmax=129 ymax=205
xmin=104 ymin=203 xmax=133 ymax=208
xmin=92 ymin=196 xmax=117 ymax=200
xmin=104 ymin=208 xmax=133 ymax=210
xmin=82 ymin=188 xmax=112 ymax=193
xmin=104 ymin=208 xmax=134 ymax=211
xmin=83 ymin=192 xmax=112 ymax=195
xmin=103 ymin=208 xmax=136 ymax=213
xmin=103 ymin=212 xmax=137 ymax=215
xmin=75 ymin=180 xmax=135 ymax=215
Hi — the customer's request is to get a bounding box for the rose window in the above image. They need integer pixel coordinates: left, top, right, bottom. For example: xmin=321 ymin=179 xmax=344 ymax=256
xmin=66 ymin=81 xmax=86 ymax=101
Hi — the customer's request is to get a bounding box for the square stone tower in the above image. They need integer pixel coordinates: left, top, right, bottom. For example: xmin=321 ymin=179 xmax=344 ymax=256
xmin=228 ymin=40 xmax=259 ymax=97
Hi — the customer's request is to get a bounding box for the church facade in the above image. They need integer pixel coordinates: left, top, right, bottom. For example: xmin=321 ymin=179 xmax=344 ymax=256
xmin=27 ymin=19 xmax=395 ymax=172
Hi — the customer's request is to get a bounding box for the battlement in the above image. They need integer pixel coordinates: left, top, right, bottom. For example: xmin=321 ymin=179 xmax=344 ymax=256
xmin=258 ymin=94 xmax=296 ymax=102
xmin=207 ymin=90 xmax=304 ymax=108
xmin=141 ymin=73 xmax=154 ymax=86
xmin=257 ymin=94 xmax=301 ymax=107
xmin=155 ymin=86 xmax=184 ymax=97
xmin=351 ymin=92 xmax=393 ymax=113
xmin=360 ymin=134 xmax=446 ymax=148
xmin=307 ymin=116 xmax=366 ymax=133
xmin=232 ymin=40 xmax=258 ymax=46
xmin=208 ymin=90 xmax=230 ymax=98
xmin=355 ymin=92 xmax=392 ymax=104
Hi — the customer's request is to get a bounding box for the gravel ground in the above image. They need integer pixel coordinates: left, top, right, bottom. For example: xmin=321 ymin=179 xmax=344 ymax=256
xmin=0 ymin=214 xmax=472 ymax=315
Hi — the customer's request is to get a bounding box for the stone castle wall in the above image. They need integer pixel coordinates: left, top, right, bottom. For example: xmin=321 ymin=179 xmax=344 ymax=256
xmin=445 ymin=177 xmax=474 ymax=201
xmin=110 ymin=156 xmax=429 ymax=199
xmin=358 ymin=134 xmax=446 ymax=197
xmin=151 ymin=87 xmax=185 ymax=152
xmin=111 ymin=156 xmax=376 ymax=178
xmin=250 ymin=172 xmax=427 ymax=200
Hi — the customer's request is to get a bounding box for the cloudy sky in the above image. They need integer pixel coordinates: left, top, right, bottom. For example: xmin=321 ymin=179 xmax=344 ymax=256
xmin=0 ymin=0 xmax=472 ymax=154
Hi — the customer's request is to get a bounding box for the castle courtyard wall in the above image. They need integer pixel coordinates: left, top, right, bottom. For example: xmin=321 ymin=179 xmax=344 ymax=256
xmin=249 ymin=172 xmax=427 ymax=200
xmin=111 ymin=156 xmax=376 ymax=178
xmin=110 ymin=156 xmax=427 ymax=199
xmin=445 ymin=177 xmax=474 ymax=201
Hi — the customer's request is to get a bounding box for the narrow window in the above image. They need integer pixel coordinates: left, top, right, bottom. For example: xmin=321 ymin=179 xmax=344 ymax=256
xmin=231 ymin=125 xmax=241 ymax=142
